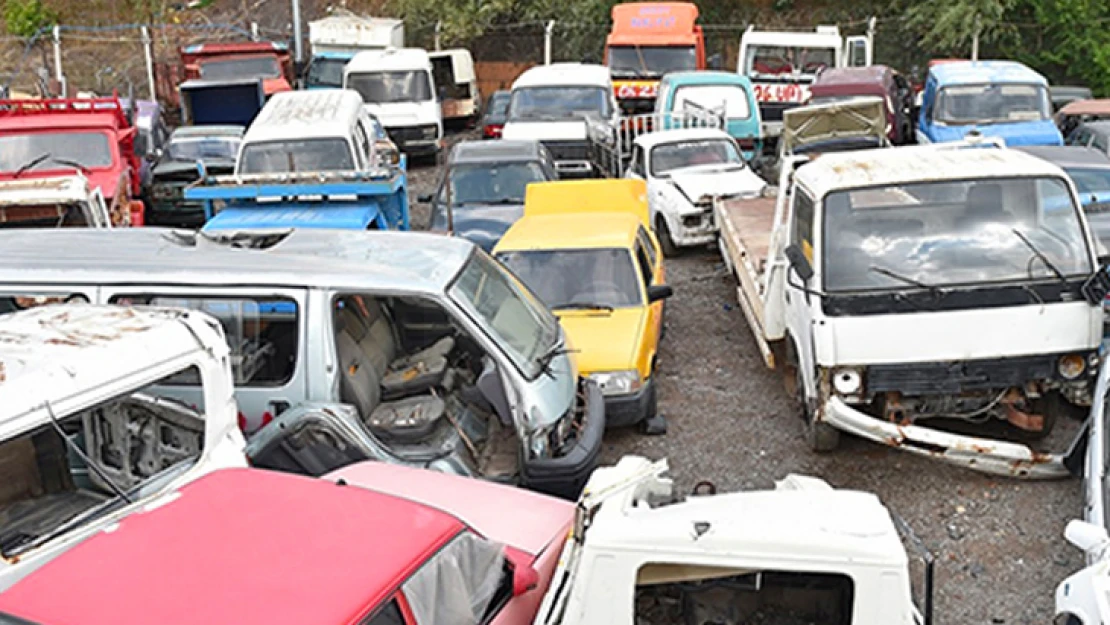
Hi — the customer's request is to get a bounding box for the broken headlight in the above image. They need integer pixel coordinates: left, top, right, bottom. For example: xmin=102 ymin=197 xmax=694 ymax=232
xmin=831 ymin=367 xmax=864 ymax=396
xmin=588 ymin=370 xmax=642 ymax=396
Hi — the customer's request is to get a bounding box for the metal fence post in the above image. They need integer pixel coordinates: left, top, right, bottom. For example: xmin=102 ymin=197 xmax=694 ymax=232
xmin=52 ymin=25 xmax=66 ymax=97
xmin=291 ymin=0 xmax=304 ymax=64
xmin=434 ymin=21 xmax=442 ymax=51
xmin=141 ymin=26 xmax=156 ymax=101
xmin=250 ymin=22 xmax=260 ymax=41
xmin=867 ymin=16 xmax=876 ymax=66
xmin=544 ymin=20 xmax=555 ymax=65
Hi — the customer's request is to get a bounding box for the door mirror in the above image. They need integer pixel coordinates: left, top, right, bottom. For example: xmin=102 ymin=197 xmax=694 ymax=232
xmin=1065 ymin=519 xmax=1110 ymax=555
xmin=417 ymin=194 xmax=433 ymax=203
xmin=647 ymin=284 xmax=674 ymax=302
xmin=504 ymin=549 xmax=539 ymax=596
xmin=785 ymin=243 xmax=814 ymax=281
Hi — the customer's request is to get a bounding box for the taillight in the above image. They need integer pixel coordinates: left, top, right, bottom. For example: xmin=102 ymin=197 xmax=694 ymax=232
xmin=484 ymin=124 xmax=503 ymax=138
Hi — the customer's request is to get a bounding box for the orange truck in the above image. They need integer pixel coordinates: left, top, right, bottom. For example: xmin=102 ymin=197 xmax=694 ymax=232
xmin=605 ymin=2 xmax=706 ymax=115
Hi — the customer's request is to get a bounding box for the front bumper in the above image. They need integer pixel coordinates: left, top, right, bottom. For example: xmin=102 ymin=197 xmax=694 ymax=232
xmin=387 ymin=126 xmax=442 ymax=154
xmin=603 ymin=378 xmax=654 ymax=428
xmin=145 ymin=200 xmax=207 ymax=228
xmin=671 ymin=210 xmax=718 ymax=247
xmin=521 ymin=379 xmax=606 ymax=500
xmin=822 ymin=396 xmax=1070 ymax=479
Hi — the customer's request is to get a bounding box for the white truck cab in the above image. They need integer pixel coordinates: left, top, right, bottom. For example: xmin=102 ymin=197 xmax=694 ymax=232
xmin=535 ymin=455 xmax=929 ymax=625
xmin=501 ymin=63 xmax=619 ymax=178
xmin=344 ymin=47 xmax=444 ymax=157
xmin=0 ymin=303 xmax=246 ymax=591
xmin=0 ymin=174 xmax=111 ymax=228
xmin=716 ymin=142 xmax=1105 ymax=476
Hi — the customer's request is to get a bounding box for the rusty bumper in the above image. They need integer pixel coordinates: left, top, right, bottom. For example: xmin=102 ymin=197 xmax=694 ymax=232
xmin=823 ymin=396 xmax=1070 ymax=479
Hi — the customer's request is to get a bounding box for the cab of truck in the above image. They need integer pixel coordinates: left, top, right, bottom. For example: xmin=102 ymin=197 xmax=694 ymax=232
xmin=653 ymin=71 xmax=763 ymax=159
xmin=344 ymin=47 xmax=443 ymax=158
xmin=180 ymin=41 xmax=294 ymax=97
xmin=305 ymin=14 xmax=405 ymax=90
xmin=605 ymin=2 xmax=706 ymax=116
xmin=0 ymin=174 xmax=111 ymax=228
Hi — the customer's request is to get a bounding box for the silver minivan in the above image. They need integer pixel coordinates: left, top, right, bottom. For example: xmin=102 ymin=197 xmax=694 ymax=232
xmin=0 ymin=228 xmax=604 ymax=499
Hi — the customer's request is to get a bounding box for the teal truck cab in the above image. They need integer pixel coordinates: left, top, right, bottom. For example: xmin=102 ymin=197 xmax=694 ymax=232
xmin=653 ymin=71 xmax=763 ymax=160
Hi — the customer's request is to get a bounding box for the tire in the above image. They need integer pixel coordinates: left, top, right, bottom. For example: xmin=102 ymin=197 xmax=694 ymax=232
xmin=796 ymin=364 xmax=839 ymax=452
xmin=1013 ymin=391 xmax=1070 ymax=442
xmin=656 ymin=216 xmax=679 ymax=258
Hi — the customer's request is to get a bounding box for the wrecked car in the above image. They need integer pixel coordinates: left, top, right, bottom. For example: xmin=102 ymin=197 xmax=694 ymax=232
xmin=0 ymin=303 xmax=246 ymax=591
xmin=0 ymin=174 xmax=111 ymax=228
xmin=0 ymin=228 xmax=605 ymax=499
xmin=148 ymin=124 xmax=243 ymax=228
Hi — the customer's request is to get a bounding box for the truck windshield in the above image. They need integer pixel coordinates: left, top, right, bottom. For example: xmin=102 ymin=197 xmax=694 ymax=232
xmin=305 ymin=57 xmax=346 ymax=89
xmin=821 ymin=176 xmax=1093 ymax=292
xmin=607 ymin=45 xmax=696 ymax=78
xmin=447 ymin=162 xmax=548 ymax=206
xmin=166 ymin=136 xmax=241 ymax=161
xmin=508 ymin=86 xmax=611 ymax=121
xmin=449 ymin=250 xmax=559 ymax=380
xmin=498 ymin=248 xmax=644 ymax=309
xmin=745 ymin=45 xmax=835 ymax=78
xmin=650 ymin=139 xmax=743 ymax=176
xmin=237 ymin=138 xmax=354 ymax=174
xmin=935 ymin=83 xmax=1051 ymax=125
xmin=198 ymin=56 xmax=281 ymax=81
xmin=672 ymin=84 xmax=751 ymax=119
xmin=347 ymin=70 xmax=433 ymax=104
xmin=0 ymin=131 xmax=113 ymax=171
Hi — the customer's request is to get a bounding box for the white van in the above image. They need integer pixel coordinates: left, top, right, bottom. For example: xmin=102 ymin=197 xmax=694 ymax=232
xmin=430 ymin=49 xmax=480 ymax=126
xmin=235 ymin=89 xmax=381 ymax=175
xmin=344 ymin=48 xmax=444 ymax=157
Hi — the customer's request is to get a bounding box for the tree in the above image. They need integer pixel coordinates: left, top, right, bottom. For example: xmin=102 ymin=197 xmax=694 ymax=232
xmin=1006 ymin=0 xmax=1110 ymax=95
xmin=1 ymin=0 xmax=57 ymax=39
xmin=902 ymin=0 xmax=1016 ymax=58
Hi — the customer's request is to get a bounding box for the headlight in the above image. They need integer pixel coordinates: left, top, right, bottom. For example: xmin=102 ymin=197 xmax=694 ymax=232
xmin=528 ymin=427 xmax=550 ymax=458
xmin=1059 ymin=354 xmax=1087 ymax=380
xmin=422 ymin=125 xmax=438 ymax=139
xmin=831 ymin=367 xmax=863 ymax=395
xmin=588 ymin=370 xmax=642 ymax=396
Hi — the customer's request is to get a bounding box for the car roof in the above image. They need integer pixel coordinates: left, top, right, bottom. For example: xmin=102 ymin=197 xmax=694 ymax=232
xmin=660 ymin=71 xmax=753 ymax=87
xmin=1016 ymin=145 xmax=1110 ymax=168
xmin=634 ymin=127 xmax=735 ymax=150
xmin=1078 ymin=120 xmax=1110 ymax=136
xmin=0 ymin=228 xmax=475 ymax=295
xmin=450 ymin=139 xmax=544 ymax=164
xmin=170 ymin=125 xmax=245 ymax=139
xmin=495 ymin=211 xmax=641 ymax=253
xmin=797 ymin=145 xmax=1067 ymax=198
xmin=929 ymin=60 xmax=1048 ymax=86
xmin=812 ymin=65 xmax=893 ymax=88
xmin=346 ymin=47 xmax=430 ymax=72
xmin=512 ymin=63 xmax=611 ymax=89
xmin=243 ymin=89 xmax=363 ymax=145
xmin=0 ymin=173 xmax=92 ymax=204
xmin=0 ymin=468 xmax=464 ymax=625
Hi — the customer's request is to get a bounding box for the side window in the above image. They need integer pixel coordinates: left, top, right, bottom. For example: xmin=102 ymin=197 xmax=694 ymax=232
xmin=634 ymin=244 xmax=653 ymax=287
xmin=792 ymin=190 xmax=816 ymax=262
xmin=361 ymin=598 xmax=406 ymax=625
xmin=636 ymin=226 xmax=658 ymax=270
xmin=1093 ymin=133 xmax=1109 ymax=154
xmin=630 ymin=146 xmax=645 ymax=177
xmin=402 ymin=532 xmax=508 ymax=625
xmin=354 ymin=122 xmax=372 ymax=168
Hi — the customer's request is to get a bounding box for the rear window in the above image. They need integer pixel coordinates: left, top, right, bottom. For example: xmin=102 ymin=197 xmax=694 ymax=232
xmin=109 ymin=294 xmax=299 ymax=387
xmin=237 ymin=138 xmax=354 ymax=174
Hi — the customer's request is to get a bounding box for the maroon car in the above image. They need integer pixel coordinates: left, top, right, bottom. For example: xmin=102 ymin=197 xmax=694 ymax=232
xmin=808 ymin=65 xmax=915 ymax=145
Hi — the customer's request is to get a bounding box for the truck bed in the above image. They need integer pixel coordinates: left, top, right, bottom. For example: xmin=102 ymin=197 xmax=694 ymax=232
xmin=715 ymin=194 xmax=779 ymax=367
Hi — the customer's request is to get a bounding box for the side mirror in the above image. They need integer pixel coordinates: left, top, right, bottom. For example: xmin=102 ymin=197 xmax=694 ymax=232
xmin=647 ymin=284 xmax=674 ymax=302
xmin=417 ymin=194 xmax=433 ymax=203
xmin=1065 ymin=519 xmax=1110 ymax=555
xmin=505 ymin=550 xmax=539 ymax=596
xmin=784 ymin=243 xmax=814 ymax=281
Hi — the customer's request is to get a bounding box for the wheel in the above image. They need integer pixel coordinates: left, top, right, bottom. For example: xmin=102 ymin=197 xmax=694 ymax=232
xmin=1012 ymin=391 xmax=1074 ymax=442
xmin=639 ymin=379 xmax=667 ymax=435
xmin=656 ymin=216 xmax=679 ymax=258
xmin=796 ymin=364 xmax=839 ymax=451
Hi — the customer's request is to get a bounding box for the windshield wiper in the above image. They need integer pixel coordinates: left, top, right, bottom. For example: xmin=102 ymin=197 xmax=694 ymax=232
xmin=14 ymin=152 xmax=50 ymax=177
xmin=535 ymin=335 xmax=574 ymax=379
xmin=869 ymin=265 xmax=947 ymax=298
xmin=1012 ymin=228 xmax=1069 ymax=287
xmin=50 ymin=157 xmax=91 ymax=174
xmin=554 ymin=302 xmax=615 ymax=312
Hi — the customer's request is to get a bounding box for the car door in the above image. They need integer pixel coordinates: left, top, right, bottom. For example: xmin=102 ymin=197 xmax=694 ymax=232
xmin=783 ymin=187 xmax=819 ymax=399
xmin=625 ymin=145 xmax=646 ymax=180
xmin=633 ymin=229 xmax=664 ymax=346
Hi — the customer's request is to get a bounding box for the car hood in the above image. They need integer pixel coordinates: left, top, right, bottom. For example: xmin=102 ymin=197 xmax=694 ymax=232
xmin=555 ymin=307 xmax=645 ymax=374
xmin=929 ymin=120 xmax=1063 ymax=147
xmin=783 ymin=97 xmax=887 ymax=154
xmin=502 ymin=119 xmax=589 ymax=141
xmin=152 ymin=158 xmax=234 ymax=180
xmin=666 ymin=167 xmax=766 ymax=204
xmin=452 ymin=204 xmax=525 ymax=252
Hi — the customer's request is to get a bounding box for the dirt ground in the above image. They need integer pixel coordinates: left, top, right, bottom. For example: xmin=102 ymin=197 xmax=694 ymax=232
xmin=409 ymin=128 xmax=1083 ymax=625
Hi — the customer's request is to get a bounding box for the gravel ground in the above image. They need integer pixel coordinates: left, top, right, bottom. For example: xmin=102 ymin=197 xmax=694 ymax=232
xmin=411 ymin=129 xmax=1083 ymax=625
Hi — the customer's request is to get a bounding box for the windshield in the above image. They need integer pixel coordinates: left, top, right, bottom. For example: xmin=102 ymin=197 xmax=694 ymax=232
xmin=449 ymin=251 xmax=559 ymax=379
xmin=1066 ymin=167 xmax=1110 ymax=201
xmin=487 ymin=92 xmax=511 ymax=116
xmin=198 ymin=56 xmax=281 ymax=81
xmin=166 ymin=136 xmax=241 ymax=161
xmin=0 ymin=131 xmax=113 ymax=171
xmin=822 ymin=177 xmax=1093 ymax=292
xmin=745 ymin=45 xmax=835 ymax=79
xmin=508 ymin=86 xmax=611 ymax=121
xmin=305 ymin=57 xmax=346 ymax=88
xmin=446 ymin=162 xmax=547 ymax=206
xmin=935 ymin=83 xmax=1051 ymax=125
xmin=672 ymin=84 xmax=751 ymax=120
xmin=348 ymin=70 xmax=433 ymax=104
xmin=497 ymin=248 xmax=644 ymax=309
xmin=607 ymin=45 xmax=697 ymax=78
xmin=237 ymin=138 xmax=354 ymax=174
xmin=650 ymin=139 xmax=743 ymax=176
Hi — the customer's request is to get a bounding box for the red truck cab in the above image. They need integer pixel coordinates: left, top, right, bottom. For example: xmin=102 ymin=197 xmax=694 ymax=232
xmin=605 ymin=2 xmax=706 ymax=115
xmin=0 ymin=97 xmax=144 ymax=226
xmin=180 ymin=41 xmax=294 ymax=97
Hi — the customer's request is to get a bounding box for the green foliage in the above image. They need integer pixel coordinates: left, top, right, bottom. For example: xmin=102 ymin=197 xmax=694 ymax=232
xmin=1005 ymin=0 xmax=1110 ymax=95
xmin=903 ymin=0 xmax=1016 ymax=57
xmin=2 ymin=0 xmax=58 ymax=39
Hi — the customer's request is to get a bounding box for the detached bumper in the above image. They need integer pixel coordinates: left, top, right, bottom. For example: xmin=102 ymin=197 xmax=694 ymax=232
xmin=522 ymin=380 xmax=606 ymax=500
xmin=823 ymin=396 xmax=1070 ymax=479
xmin=603 ymin=378 xmax=654 ymax=428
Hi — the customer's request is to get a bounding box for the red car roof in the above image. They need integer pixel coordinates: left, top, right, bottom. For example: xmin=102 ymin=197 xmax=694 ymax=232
xmin=0 ymin=468 xmax=465 ymax=625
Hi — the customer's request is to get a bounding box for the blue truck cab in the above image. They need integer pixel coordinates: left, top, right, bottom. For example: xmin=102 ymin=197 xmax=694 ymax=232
xmin=304 ymin=51 xmax=353 ymax=90
xmin=184 ymin=88 xmax=409 ymax=231
xmin=653 ymin=71 xmax=763 ymax=160
xmin=917 ymin=60 xmax=1063 ymax=147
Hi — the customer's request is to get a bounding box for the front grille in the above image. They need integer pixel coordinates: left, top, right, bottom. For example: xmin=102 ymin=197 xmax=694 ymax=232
xmin=542 ymin=140 xmax=590 ymax=162
xmin=388 ymin=124 xmax=437 ymax=143
xmin=866 ymin=354 xmax=1068 ymax=396
xmin=618 ymin=98 xmax=656 ymax=116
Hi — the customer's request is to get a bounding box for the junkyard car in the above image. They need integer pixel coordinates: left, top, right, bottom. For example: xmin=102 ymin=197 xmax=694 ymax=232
xmin=148 ymin=125 xmax=243 ymax=228
xmin=0 ymin=228 xmax=604 ymax=499
xmin=653 ymin=71 xmax=763 ymax=160
xmin=0 ymin=461 xmax=574 ymax=625
xmin=0 ymin=303 xmax=246 ymax=591
xmin=808 ymin=64 xmax=916 ymax=145
xmin=1018 ymin=145 xmax=1110 ymax=253
xmin=1067 ymin=120 xmax=1110 ymax=158
xmin=625 ymin=128 xmax=764 ymax=255
xmin=423 ymin=139 xmax=557 ymax=251
xmin=1057 ymin=99 xmax=1110 ymax=142
xmin=495 ymin=180 xmax=673 ymax=431
xmin=482 ymin=90 xmax=511 ymax=139
xmin=0 ymin=173 xmax=111 ymax=228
